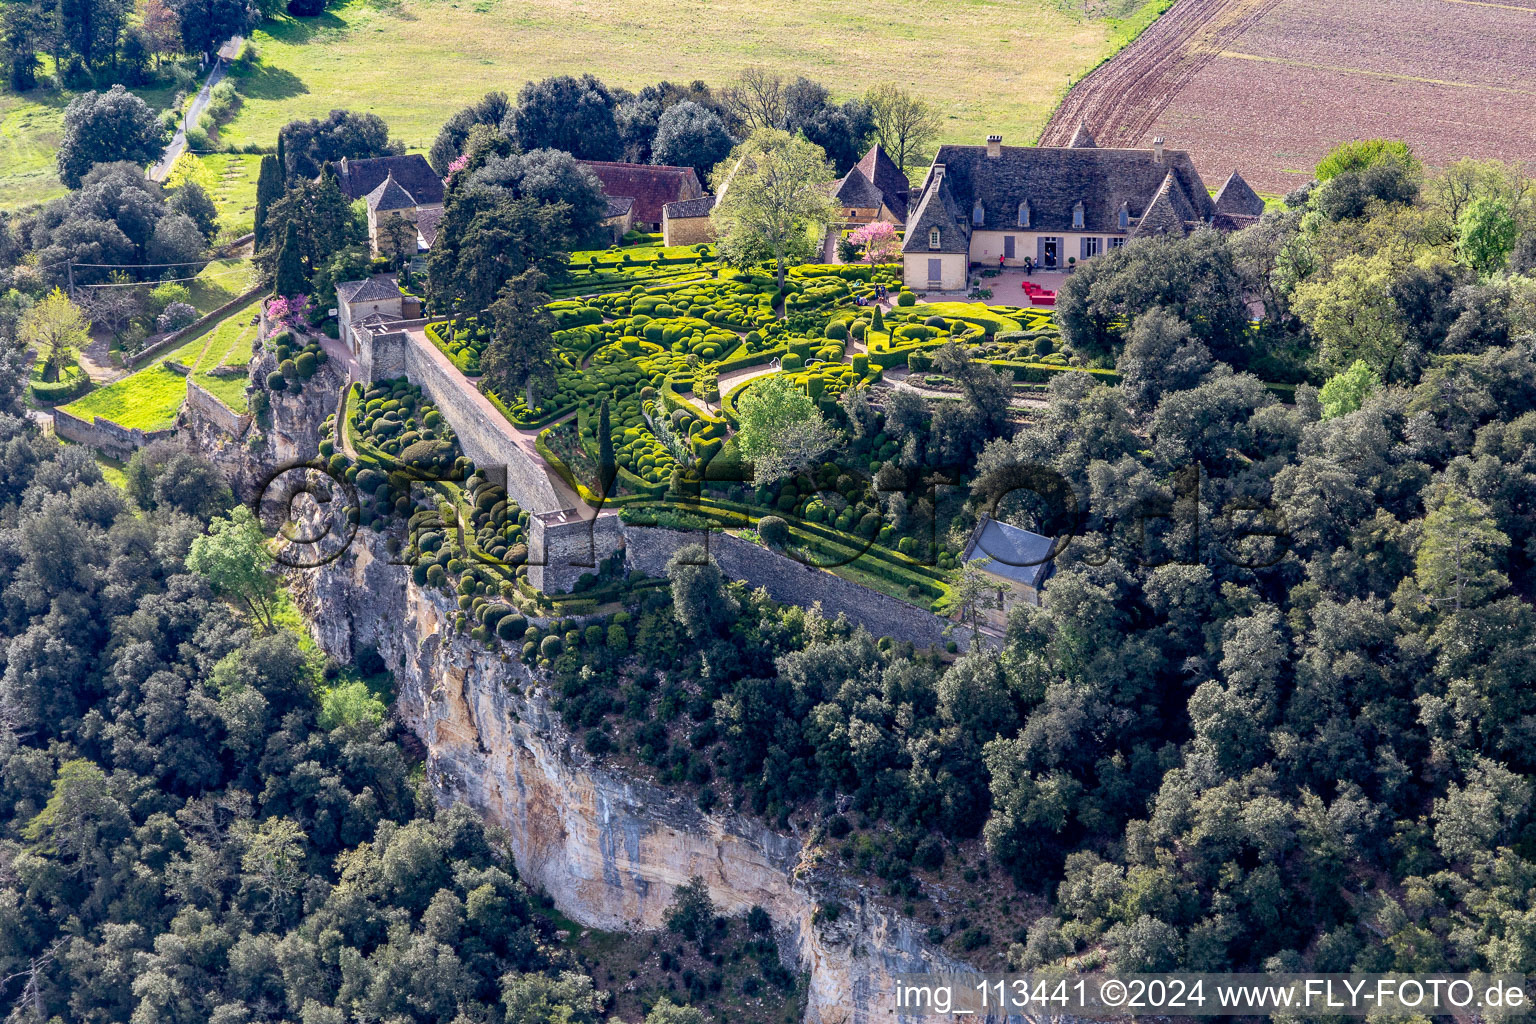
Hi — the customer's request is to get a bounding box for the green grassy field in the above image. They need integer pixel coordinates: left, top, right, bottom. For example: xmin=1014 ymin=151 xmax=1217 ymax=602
xmin=0 ymin=81 xmax=175 ymax=210
xmin=63 ymin=294 xmax=260 ymax=428
xmin=188 ymin=256 xmax=262 ymax=313
xmin=219 ymin=0 xmax=1164 ymax=154
xmin=200 ymin=152 xmax=264 ymax=237
xmin=4 ymin=0 xmax=1167 ymax=212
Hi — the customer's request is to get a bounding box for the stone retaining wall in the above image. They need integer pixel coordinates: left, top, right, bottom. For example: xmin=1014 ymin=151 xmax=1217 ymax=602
xmin=52 ymin=406 xmax=173 ymax=460
xmin=183 ymin=379 xmax=251 ymax=439
xmin=132 ymin=283 xmax=267 ymax=369
xmin=623 ymin=525 xmax=979 ymax=649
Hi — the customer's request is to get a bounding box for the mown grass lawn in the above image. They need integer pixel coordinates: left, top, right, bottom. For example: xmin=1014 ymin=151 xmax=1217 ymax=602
xmin=221 ymin=0 xmax=1156 ymax=155
xmin=64 ymin=294 xmax=261 ymax=428
xmin=63 ymin=363 xmax=191 ymax=430
xmin=200 ymin=152 xmax=264 ymax=237
xmin=188 ymin=257 xmax=261 ymax=313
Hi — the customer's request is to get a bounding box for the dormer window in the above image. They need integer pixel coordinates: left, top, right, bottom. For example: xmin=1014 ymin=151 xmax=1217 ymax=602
xmin=972 ymin=200 xmax=984 ymax=226
xmin=1118 ymin=202 xmax=1130 ymax=230
xmin=1018 ymin=200 xmax=1030 ymax=228
xmin=1072 ymin=202 xmax=1085 ymax=230
xmin=928 ymin=227 xmax=941 ymax=249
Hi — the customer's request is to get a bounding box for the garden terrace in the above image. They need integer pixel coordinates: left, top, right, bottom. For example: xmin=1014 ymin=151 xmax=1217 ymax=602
xmin=61 ymin=295 xmax=264 ymax=431
xmin=377 ymin=245 xmax=1140 ymax=611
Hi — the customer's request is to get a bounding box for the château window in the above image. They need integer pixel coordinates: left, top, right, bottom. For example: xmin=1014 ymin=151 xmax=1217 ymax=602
xmin=1018 ymin=201 xmax=1030 ymax=228
xmin=972 ymin=200 xmax=984 ymax=226
xmin=929 ymin=227 xmax=941 ymax=249
xmin=1072 ymin=202 xmax=1085 ymax=230
xmin=1118 ymin=203 xmax=1130 ymax=230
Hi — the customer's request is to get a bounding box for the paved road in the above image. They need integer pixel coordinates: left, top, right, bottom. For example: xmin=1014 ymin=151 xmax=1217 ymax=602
xmin=149 ymin=34 xmax=243 ymax=182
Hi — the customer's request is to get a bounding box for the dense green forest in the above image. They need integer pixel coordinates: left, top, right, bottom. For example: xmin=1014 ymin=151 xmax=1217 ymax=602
xmin=0 ymin=399 xmax=744 ymax=1021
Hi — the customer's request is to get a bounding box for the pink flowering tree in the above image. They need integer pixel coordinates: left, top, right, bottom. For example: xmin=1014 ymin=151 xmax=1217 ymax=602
xmin=266 ymin=294 xmax=311 ymax=331
xmin=446 ymin=154 xmax=470 ymax=181
xmin=848 ymin=221 xmax=901 ymax=267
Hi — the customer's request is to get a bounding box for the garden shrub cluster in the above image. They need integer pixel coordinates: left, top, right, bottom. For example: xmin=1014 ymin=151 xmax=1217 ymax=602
xmin=264 ymin=330 xmax=327 ymax=393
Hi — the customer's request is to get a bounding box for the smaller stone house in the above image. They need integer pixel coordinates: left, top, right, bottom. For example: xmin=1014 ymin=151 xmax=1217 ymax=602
xmin=577 ymin=160 xmax=703 ymax=232
xmin=330 ymin=154 xmax=448 ymax=258
xmin=337 ymin=275 xmax=405 ymax=356
xmin=830 ymin=144 xmax=910 ymax=226
xmin=661 ymin=194 xmax=717 ymax=245
xmin=600 ymin=196 xmax=636 ymax=243
xmin=961 ymin=516 xmax=1056 ymax=629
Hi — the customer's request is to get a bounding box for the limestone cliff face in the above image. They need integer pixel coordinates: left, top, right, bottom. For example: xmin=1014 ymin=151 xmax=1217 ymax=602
xmin=292 ymin=535 xmax=978 ymax=1024
xmin=184 ymin=337 xmax=980 ymax=1023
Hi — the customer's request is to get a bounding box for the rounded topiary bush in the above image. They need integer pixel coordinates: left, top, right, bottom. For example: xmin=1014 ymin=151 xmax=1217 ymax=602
xmin=758 ymin=515 xmax=789 ymax=548
xmin=497 ymin=614 xmax=527 ymax=641
xmin=782 ymin=354 xmax=803 ymax=371
xmin=825 ymin=322 xmax=848 ymax=341
xmin=896 ymin=290 xmax=916 ymax=306
xmin=924 ymin=315 xmax=947 ymax=328
xmin=279 ymin=358 xmax=299 ymax=380
xmin=606 ymin=624 xmax=628 ymax=651
xmin=540 ymin=634 xmax=562 ymax=658
xmin=266 ymin=371 xmax=286 ymax=391
xmin=1034 ymin=335 xmax=1055 ymax=356
xmin=295 ymin=351 xmax=318 ymax=378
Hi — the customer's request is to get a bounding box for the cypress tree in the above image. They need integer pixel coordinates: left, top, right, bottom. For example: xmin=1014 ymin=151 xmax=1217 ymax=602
xmin=597 ymin=398 xmax=615 ymax=495
xmin=253 ymin=154 xmax=282 ymax=252
xmin=275 ymin=131 xmax=287 ymax=183
xmin=273 ymin=222 xmax=307 ymax=297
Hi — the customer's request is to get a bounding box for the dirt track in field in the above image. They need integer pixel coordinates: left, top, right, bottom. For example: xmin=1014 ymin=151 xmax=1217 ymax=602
xmin=1041 ymin=0 xmax=1536 ymax=194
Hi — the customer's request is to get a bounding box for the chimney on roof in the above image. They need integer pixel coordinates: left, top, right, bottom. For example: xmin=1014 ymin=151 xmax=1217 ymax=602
xmin=986 ymin=134 xmax=1002 ymax=159
xmin=1152 ymin=137 xmax=1164 ymax=164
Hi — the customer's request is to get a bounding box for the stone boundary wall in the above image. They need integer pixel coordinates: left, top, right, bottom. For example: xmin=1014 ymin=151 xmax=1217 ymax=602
xmin=52 ymin=406 xmax=173 ymax=459
xmin=623 ymin=525 xmax=980 ymax=649
xmin=184 ymin=379 xmax=251 ymax=438
xmin=132 ymin=283 xmax=267 ymax=369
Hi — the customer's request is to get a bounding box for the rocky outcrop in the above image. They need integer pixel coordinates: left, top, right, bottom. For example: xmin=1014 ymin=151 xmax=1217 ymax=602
xmin=181 ymin=345 xmax=348 ymax=503
xmin=291 ymin=534 xmax=977 ymax=1024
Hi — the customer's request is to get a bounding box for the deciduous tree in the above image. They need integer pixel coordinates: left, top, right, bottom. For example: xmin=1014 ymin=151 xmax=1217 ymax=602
xmin=187 ymin=504 xmax=280 ymax=630
xmin=21 ymin=288 xmax=90 ymax=383
xmin=864 ymin=83 xmax=940 ymax=175
xmin=710 ymin=128 xmax=837 ymax=289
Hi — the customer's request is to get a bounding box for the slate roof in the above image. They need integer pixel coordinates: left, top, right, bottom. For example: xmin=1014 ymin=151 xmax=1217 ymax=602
xmin=1212 ymin=170 xmax=1266 ymax=229
xmin=901 ymin=139 xmax=1219 ymax=255
xmin=1067 ymin=121 xmax=1098 ymax=148
xmin=833 ymin=166 xmax=886 ymax=209
xmin=337 ymin=275 xmax=401 ymax=305
xmin=904 ymin=167 xmax=971 ymax=254
xmin=366 ymin=172 xmax=416 ymax=213
xmin=664 ymin=194 xmax=717 ymax=219
xmin=853 ymin=143 xmax=910 ymax=221
xmin=577 ymin=161 xmax=702 ymax=224
xmin=604 ymin=195 xmax=635 ymax=219
xmin=334 ymin=155 xmax=445 ymax=206
xmin=964 ymin=517 xmax=1055 ymax=590
xmin=415 ymin=206 xmax=445 ymax=248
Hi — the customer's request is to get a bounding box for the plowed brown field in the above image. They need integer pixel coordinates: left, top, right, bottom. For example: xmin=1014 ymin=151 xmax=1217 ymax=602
xmin=1041 ymin=0 xmax=1536 ymax=194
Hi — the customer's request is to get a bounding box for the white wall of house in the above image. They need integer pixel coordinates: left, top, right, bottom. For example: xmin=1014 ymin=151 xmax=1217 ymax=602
xmin=967 ymin=229 xmax=1126 ymax=268
xmin=902 ymin=252 xmax=967 ymax=291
